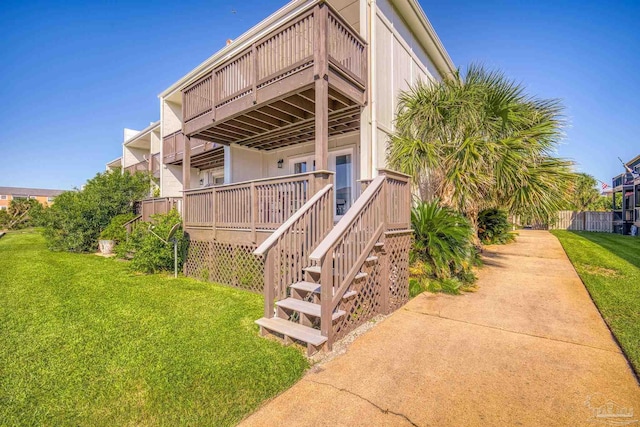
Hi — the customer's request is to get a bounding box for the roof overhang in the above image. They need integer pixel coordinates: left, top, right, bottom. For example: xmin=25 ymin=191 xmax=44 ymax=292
xmin=123 ymin=121 xmax=160 ymax=148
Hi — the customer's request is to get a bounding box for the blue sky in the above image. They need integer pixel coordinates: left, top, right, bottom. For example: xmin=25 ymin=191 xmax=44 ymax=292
xmin=0 ymin=0 xmax=638 ymax=190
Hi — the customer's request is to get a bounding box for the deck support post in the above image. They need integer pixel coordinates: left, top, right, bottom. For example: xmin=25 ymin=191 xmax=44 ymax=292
xmin=314 ymin=3 xmax=329 ymax=172
xmin=264 ymin=250 xmax=275 ymax=318
xmin=183 ymin=136 xmax=191 ymax=192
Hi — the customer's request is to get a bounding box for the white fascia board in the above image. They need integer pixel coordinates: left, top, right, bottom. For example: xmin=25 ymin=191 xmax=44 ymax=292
xmin=123 ymin=121 xmax=161 ymax=147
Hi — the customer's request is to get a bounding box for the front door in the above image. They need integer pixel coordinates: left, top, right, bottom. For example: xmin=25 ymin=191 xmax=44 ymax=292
xmin=290 ymin=148 xmax=355 ymax=220
xmin=329 ymin=149 xmax=354 ymax=220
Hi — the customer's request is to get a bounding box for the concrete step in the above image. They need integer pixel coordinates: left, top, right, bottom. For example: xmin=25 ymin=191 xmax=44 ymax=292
xmin=290 ymin=281 xmax=357 ymax=299
xmin=276 ymin=298 xmax=346 ymax=321
xmin=255 ymin=317 xmax=327 ymax=348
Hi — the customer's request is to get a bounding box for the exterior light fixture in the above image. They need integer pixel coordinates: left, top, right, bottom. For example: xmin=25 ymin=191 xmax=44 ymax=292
xmin=277 ymin=159 xmax=284 ymax=169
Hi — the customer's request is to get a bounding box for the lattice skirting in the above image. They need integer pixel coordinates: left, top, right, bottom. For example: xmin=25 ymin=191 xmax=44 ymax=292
xmin=332 ymin=230 xmax=413 ymax=341
xmin=386 ymin=231 xmax=412 ymax=312
xmin=184 ymin=239 xmax=264 ymax=293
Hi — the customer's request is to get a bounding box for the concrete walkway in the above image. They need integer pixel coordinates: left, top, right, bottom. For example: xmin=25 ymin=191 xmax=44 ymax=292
xmin=241 ymin=231 xmax=640 ymax=426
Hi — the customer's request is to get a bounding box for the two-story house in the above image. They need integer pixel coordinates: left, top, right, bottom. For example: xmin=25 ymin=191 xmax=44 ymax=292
xmin=105 ymin=0 xmax=455 ymax=353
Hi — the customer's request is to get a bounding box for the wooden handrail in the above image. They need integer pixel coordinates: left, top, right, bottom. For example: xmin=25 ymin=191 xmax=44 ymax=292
xmin=254 ymin=184 xmax=333 ymax=256
xmin=183 ymin=170 xmax=332 ymax=193
xmin=309 ymin=175 xmax=384 ymax=262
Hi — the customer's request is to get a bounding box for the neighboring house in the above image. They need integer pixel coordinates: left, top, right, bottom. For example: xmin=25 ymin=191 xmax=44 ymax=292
xmin=611 ymin=154 xmax=640 ymax=234
xmin=103 ymin=0 xmax=455 ymax=353
xmin=0 ymin=187 xmax=66 ymax=210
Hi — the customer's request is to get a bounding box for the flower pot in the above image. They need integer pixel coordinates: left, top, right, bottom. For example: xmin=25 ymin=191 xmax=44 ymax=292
xmin=98 ymin=240 xmax=115 ymax=255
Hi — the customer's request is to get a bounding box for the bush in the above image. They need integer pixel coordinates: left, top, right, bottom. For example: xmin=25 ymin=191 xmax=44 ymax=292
xmin=41 ymin=171 xmax=150 ymax=252
xmin=119 ymin=210 xmax=187 ymax=274
xmin=411 ymin=200 xmax=478 ymax=280
xmin=410 ymin=201 xmax=479 ymax=295
xmin=477 ymin=208 xmax=516 ymax=245
xmin=99 ymin=213 xmax=136 ymax=243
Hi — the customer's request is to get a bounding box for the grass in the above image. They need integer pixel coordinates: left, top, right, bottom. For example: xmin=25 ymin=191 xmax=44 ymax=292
xmin=551 ymin=230 xmax=640 ymax=376
xmin=0 ymin=230 xmax=308 ymax=426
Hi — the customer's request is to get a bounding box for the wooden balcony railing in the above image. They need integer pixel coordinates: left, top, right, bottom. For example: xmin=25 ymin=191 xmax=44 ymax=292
xmin=182 ymin=2 xmax=367 ymax=132
xmin=162 ymin=130 xmax=222 ymax=165
xmin=150 ymin=153 xmax=161 ymax=176
xmin=162 ymin=130 xmax=185 ymax=164
xmin=183 ymin=171 xmax=332 ymax=236
xmin=124 ymin=160 xmax=149 ymax=175
xmin=140 ymin=197 xmax=182 ymax=222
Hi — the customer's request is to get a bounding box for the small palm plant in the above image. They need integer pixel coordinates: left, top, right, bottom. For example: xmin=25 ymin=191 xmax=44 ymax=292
xmin=410 ymin=200 xmax=479 ymax=294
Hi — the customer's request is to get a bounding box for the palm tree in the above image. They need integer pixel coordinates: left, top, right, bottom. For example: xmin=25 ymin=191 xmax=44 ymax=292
xmin=388 ymin=64 xmax=574 ymax=232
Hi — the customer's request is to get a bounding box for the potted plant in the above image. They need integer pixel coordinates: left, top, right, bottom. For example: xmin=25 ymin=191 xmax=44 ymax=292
xmin=98 ymin=213 xmax=134 ymax=255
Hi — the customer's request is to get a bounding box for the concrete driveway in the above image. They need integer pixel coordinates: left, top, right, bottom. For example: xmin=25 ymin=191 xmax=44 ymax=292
xmin=241 ymin=230 xmax=640 ymax=426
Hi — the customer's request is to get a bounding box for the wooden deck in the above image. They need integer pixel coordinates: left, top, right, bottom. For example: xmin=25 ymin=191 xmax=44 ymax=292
xmin=162 ymin=131 xmax=224 ymax=169
xmin=182 ymin=170 xmax=332 ymax=245
xmin=181 ymin=2 xmax=367 ymax=153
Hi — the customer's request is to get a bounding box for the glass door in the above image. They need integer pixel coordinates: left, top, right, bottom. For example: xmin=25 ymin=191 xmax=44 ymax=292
xmin=329 ymin=149 xmax=354 ymax=220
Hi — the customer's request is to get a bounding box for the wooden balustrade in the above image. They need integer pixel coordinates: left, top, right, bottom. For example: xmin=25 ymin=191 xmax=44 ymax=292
xmin=162 ymin=130 xmax=185 ymax=164
xmin=327 ymin=10 xmax=367 ymax=86
xmin=182 ymin=2 xmax=366 ymax=131
xmin=124 ymin=160 xmax=149 ymax=175
xmin=150 ymin=153 xmax=161 ymax=175
xmin=378 ymin=169 xmax=412 ymax=230
xmin=140 ymin=197 xmax=182 ymax=222
xmin=309 ymin=171 xmax=411 ymax=347
xmin=183 ymin=171 xmax=332 ymax=234
xmin=255 ymin=182 xmax=334 ymax=317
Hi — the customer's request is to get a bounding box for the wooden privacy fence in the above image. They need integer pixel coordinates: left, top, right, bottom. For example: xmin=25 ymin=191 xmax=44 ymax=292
xmin=550 ymin=211 xmax=612 ymax=232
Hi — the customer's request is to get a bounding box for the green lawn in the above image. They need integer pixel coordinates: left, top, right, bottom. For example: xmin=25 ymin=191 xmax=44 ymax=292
xmin=552 ymin=230 xmax=640 ymax=375
xmin=0 ymin=230 xmax=307 ymax=426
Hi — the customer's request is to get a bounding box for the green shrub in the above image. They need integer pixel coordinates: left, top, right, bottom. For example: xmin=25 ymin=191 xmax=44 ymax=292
xmin=477 ymin=208 xmax=516 ymax=245
xmin=119 ymin=210 xmax=187 ymax=274
xmin=411 ymin=200 xmax=478 ymax=279
xmin=410 ymin=200 xmax=479 ymax=295
xmin=41 ymin=171 xmax=150 ymax=252
xmin=99 ymin=213 xmax=135 ymax=243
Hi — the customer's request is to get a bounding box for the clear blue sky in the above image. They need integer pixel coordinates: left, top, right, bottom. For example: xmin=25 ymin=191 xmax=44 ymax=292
xmin=0 ymin=0 xmax=638 ymax=190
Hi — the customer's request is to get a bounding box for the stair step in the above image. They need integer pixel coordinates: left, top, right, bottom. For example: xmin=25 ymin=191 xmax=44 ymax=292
xmin=255 ymin=317 xmax=327 ymax=347
xmin=366 ymin=256 xmax=379 ymax=263
xmin=290 ymin=281 xmax=358 ymax=299
xmin=374 ymin=242 xmax=385 ymax=249
xmin=276 ymin=298 xmax=346 ymax=320
xmin=303 ymin=265 xmax=321 ymax=275
xmin=355 ymin=272 xmax=367 ymax=280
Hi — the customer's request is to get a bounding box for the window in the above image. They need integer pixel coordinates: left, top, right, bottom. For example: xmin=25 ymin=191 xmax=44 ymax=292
xmin=47 ymin=197 xmax=55 ymax=202
xmin=289 ymin=155 xmax=315 ymax=174
xmin=0 ymin=195 xmax=5 ymax=200
xmin=202 ymin=169 xmax=224 ymax=187
xmin=0 ymin=206 xmax=6 ymax=210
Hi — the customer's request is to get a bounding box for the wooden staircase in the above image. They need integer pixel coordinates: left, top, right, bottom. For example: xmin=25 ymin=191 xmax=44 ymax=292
xmin=255 ymin=247 xmax=384 ymax=355
xmin=254 ymin=169 xmax=411 ymax=356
